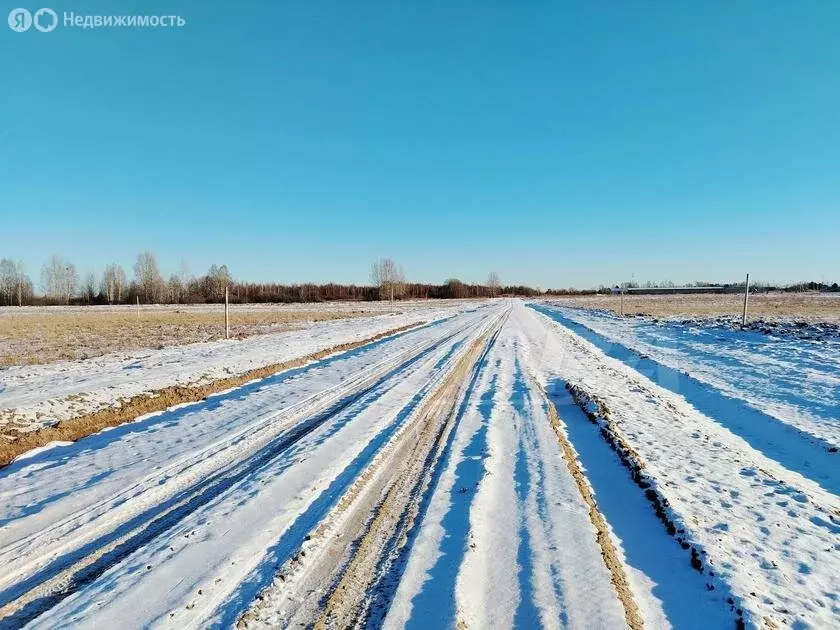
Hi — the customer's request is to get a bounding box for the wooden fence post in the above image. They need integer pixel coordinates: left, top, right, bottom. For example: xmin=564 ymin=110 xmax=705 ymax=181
xmin=225 ymin=286 xmax=230 ymax=339
xmin=741 ymin=273 xmax=750 ymax=328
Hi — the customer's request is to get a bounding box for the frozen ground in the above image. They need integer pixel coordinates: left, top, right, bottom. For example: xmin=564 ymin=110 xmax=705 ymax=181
xmin=0 ymin=300 xmax=481 ymax=365
xmin=526 ymin=304 xmax=840 ymax=628
xmin=0 ymin=303 xmax=469 ymax=435
xmin=383 ymin=309 xmax=627 ymax=630
xmin=547 ymin=292 xmax=840 ymax=324
xmin=535 ymin=303 xmax=840 ymax=456
xmin=0 ymin=300 xmax=835 ymax=629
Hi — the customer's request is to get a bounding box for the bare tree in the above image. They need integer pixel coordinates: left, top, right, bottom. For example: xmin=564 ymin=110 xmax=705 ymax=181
xmin=15 ymin=260 xmax=30 ymax=306
xmin=134 ymin=251 xmax=165 ymax=303
xmin=101 ymin=263 xmax=127 ymax=304
xmin=0 ymin=259 xmax=16 ymax=306
xmin=487 ymin=271 xmax=501 ymax=297
xmin=0 ymin=259 xmax=34 ymax=306
xmin=167 ymin=273 xmax=185 ymax=304
xmin=202 ymin=264 xmax=232 ymax=302
xmin=83 ymin=271 xmax=98 ymax=303
xmin=64 ymin=264 xmax=79 ymax=304
xmin=41 ymin=256 xmax=62 ymax=302
xmin=0 ymin=260 xmax=33 ymax=306
xmin=371 ymin=257 xmax=405 ymax=302
xmin=41 ymin=255 xmax=78 ymax=304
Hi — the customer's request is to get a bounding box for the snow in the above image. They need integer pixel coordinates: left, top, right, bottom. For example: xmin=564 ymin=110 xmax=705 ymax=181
xmin=0 ymin=306 xmax=498 ymax=628
xmin=535 ymin=302 xmax=840 ymax=451
xmin=10 ymin=441 xmax=74 ymax=463
xmin=0 ymin=299 xmax=836 ymax=629
xmin=0 ymin=303 xmax=470 ymax=434
xmin=386 ymin=307 xmax=627 ymax=629
xmin=548 ymin=385 xmax=731 ymax=629
xmin=526 ymin=304 xmax=840 ymax=628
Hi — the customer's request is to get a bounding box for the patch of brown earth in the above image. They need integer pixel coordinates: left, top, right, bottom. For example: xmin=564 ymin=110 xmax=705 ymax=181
xmin=237 ymin=315 xmax=504 ymax=629
xmin=0 ymin=322 xmax=422 ymax=467
xmin=536 ymin=380 xmax=644 ymax=630
xmin=563 ymin=382 xmax=745 ymax=630
xmin=315 ymin=327 xmax=497 ymax=628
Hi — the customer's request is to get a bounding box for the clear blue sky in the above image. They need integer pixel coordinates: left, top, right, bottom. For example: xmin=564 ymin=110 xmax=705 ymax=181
xmin=2 ymin=1 xmax=839 ymax=289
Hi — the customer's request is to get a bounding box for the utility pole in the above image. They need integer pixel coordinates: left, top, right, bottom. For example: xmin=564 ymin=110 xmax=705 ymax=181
xmin=136 ymin=295 xmax=140 ymax=320
xmin=225 ymin=285 xmax=230 ymax=339
xmin=741 ymin=273 xmax=750 ymax=328
xmin=620 ymin=285 xmax=624 ymax=317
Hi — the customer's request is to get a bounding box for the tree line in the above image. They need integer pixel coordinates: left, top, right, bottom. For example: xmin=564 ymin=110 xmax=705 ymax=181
xmin=0 ymin=253 xmax=532 ymax=306
xmin=577 ymin=280 xmax=840 ymax=295
xmin=0 ymin=252 xmax=236 ymax=306
xmin=1 ymin=252 xmax=836 ymax=306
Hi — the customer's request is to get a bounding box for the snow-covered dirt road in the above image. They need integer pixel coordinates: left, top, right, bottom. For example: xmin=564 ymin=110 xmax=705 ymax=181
xmin=382 ymin=308 xmax=630 ymax=630
xmin=0 ymin=301 xmax=836 ymax=629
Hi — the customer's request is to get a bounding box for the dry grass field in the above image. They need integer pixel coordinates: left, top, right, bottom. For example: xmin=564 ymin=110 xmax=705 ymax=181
xmin=0 ymin=305 xmax=378 ymax=366
xmin=546 ymin=292 xmax=840 ymax=322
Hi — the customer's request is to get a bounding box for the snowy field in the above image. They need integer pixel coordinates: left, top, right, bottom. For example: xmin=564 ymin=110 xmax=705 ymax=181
xmin=0 ymin=300 xmax=836 ymax=628
xmin=0 ymin=301 xmax=475 ymax=365
xmin=535 ymin=303 xmax=840 ymax=457
xmin=0 ymin=302 xmax=470 ymax=436
xmin=547 ymin=292 xmax=840 ymax=324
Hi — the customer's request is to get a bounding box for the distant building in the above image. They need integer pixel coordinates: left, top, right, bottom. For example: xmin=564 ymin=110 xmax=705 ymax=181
xmin=611 ymin=286 xmax=621 ymax=295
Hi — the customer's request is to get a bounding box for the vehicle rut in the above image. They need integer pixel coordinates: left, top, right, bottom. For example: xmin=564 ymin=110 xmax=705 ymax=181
xmin=0 ymin=314 xmax=494 ymax=629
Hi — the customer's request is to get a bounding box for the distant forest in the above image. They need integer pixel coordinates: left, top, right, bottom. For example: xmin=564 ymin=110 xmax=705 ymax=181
xmin=0 ymin=252 xmax=837 ymax=306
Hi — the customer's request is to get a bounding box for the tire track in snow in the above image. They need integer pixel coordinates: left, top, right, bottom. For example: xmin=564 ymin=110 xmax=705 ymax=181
xmin=510 ymin=355 xmax=550 ymax=628
xmin=546 ymin=380 xmax=732 ymax=629
xmin=385 ymin=356 xmax=500 ymax=629
xmin=0 ymin=314 xmax=493 ymax=628
xmin=210 ymin=334 xmax=478 ymax=627
xmin=533 ymin=378 xmax=643 ymax=629
xmin=0 ymin=316 xmax=454 ymax=562
xmin=386 ymin=310 xmax=627 ymax=629
xmin=235 ymin=309 xmax=509 ymax=629
xmin=314 ymin=319 xmax=506 ymax=628
xmin=511 ymin=350 xmax=632 ymax=629
xmin=380 ymin=329 xmax=524 ymax=629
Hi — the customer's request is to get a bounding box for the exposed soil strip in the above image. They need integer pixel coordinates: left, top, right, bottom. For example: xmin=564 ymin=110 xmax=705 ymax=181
xmin=0 ymin=322 xmax=424 ymax=468
xmin=237 ymin=315 xmax=504 ymax=628
xmin=314 ymin=328 xmax=496 ymax=628
xmin=0 ymin=321 xmax=464 ymax=627
xmin=533 ymin=379 xmax=644 ymax=630
xmin=563 ymin=382 xmax=745 ymax=630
